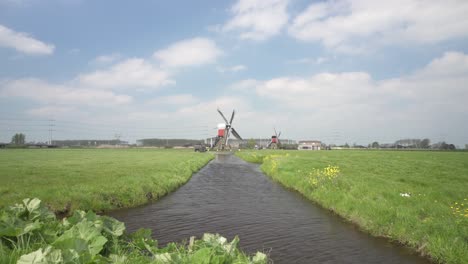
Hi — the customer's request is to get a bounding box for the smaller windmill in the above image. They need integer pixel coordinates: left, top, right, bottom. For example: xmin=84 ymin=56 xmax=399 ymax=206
xmin=212 ymin=108 xmax=242 ymax=151
xmin=267 ymin=128 xmax=281 ymax=149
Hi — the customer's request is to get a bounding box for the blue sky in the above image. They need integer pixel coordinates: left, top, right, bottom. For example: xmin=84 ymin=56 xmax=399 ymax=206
xmin=1 ymin=0 xmax=468 ymax=146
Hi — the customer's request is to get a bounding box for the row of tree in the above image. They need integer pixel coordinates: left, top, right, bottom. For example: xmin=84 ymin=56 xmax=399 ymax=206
xmin=11 ymin=133 xmax=26 ymax=145
xmin=137 ymin=138 xmax=203 ymax=147
xmin=5 ymin=134 xmax=467 ymax=150
xmin=368 ymin=139 xmax=457 ymax=150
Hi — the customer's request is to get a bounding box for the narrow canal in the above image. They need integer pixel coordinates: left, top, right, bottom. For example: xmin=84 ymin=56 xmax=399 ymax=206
xmin=109 ymin=154 xmax=430 ymax=263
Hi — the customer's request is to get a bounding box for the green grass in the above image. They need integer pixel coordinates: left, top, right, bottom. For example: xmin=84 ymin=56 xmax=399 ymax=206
xmin=0 ymin=149 xmax=213 ymax=214
xmin=236 ymin=150 xmax=468 ymax=264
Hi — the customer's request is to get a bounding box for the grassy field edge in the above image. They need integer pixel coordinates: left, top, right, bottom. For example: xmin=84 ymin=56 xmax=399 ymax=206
xmin=0 ymin=149 xmax=215 ymax=216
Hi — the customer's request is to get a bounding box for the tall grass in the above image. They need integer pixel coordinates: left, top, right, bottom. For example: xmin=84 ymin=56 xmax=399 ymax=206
xmin=237 ymin=150 xmax=468 ymax=264
xmin=0 ymin=149 xmax=213 ymax=214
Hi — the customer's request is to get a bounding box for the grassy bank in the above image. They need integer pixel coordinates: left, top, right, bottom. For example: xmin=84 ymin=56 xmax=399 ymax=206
xmin=236 ymin=150 xmax=468 ymax=264
xmin=0 ymin=149 xmax=213 ymax=214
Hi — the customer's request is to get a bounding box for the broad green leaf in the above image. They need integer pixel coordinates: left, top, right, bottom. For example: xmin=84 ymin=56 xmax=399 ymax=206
xmin=102 ymin=216 xmax=125 ymax=237
xmin=23 ymin=198 xmax=41 ymax=215
xmin=21 ymin=198 xmax=55 ymax=221
xmin=129 ymin=228 xmax=158 ymax=254
xmin=23 ymin=221 xmax=42 ymax=234
xmin=190 ymin=248 xmax=211 ymax=264
xmin=0 ymin=224 xmax=23 ymax=237
xmin=63 ymin=210 xmax=86 ymax=227
xmin=53 ymin=237 xmax=89 ymax=254
xmin=0 ymin=211 xmax=25 ymax=236
xmin=108 ymin=254 xmax=127 ymax=264
xmin=88 ymin=236 xmax=107 ymax=256
xmin=154 ymin=252 xmax=172 ymax=263
xmin=252 ymin=252 xmax=267 ymax=263
xmin=17 ymin=247 xmax=51 ymax=264
xmin=44 ymin=249 xmax=63 ymax=264
xmin=61 ymin=249 xmax=81 ymax=263
xmin=8 ymin=203 xmax=26 ymax=217
xmin=54 ymin=221 xmax=107 ymax=257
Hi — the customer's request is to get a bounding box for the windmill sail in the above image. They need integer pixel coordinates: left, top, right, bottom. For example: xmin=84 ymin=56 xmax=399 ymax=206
xmin=268 ymin=128 xmax=281 ymax=149
xmin=217 ymin=108 xmax=229 ymax=124
xmin=231 ymin=128 xmax=242 ymax=140
xmin=213 ymin=108 xmax=242 ymax=150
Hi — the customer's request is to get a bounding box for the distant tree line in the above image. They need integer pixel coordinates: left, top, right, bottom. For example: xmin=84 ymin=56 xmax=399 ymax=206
xmin=137 ymin=138 xmax=203 ymax=147
xmin=367 ymin=138 xmax=457 ymax=150
xmin=52 ymin=140 xmax=127 ymax=147
xmin=11 ymin=133 xmax=26 ymax=145
xmin=238 ymin=138 xmax=298 ymax=150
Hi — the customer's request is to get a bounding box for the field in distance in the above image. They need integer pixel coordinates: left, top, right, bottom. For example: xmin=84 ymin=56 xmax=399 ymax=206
xmin=0 ymin=148 xmax=213 ymax=214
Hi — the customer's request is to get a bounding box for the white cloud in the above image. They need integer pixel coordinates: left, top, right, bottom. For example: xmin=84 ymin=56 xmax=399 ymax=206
xmin=146 ymin=94 xmax=198 ymax=106
xmin=289 ymin=0 xmax=468 ymax=51
xmin=286 ymin=57 xmax=329 ymax=65
xmin=0 ymin=78 xmax=132 ymax=106
xmin=256 ymin=72 xmax=376 ymax=109
xmin=223 ymin=0 xmax=289 ymax=41
xmin=217 ymin=64 xmax=247 ymax=73
xmin=228 ymin=79 xmax=260 ymax=92
xmin=177 ymin=96 xmax=249 ymax=117
xmin=27 ymin=106 xmax=75 ymax=117
xmin=0 ymin=24 xmax=55 ymax=55
xmin=256 ymin=52 xmax=468 ymax=110
xmin=153 ymin=38 xmax=222 ymax=67
xmin=78 ymin=58 xmax=174 ymax=90
xmin=227 ymin=51 xmax=468 ymax=142
xmin=380 ymin=51 xmax=468 ymax=104
xmin=92 ymin=53 xmax=121 ymax=64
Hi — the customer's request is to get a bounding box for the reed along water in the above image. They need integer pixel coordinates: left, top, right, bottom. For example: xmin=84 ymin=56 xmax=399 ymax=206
xmin=109 ymin=154 xmax=430 ymax=264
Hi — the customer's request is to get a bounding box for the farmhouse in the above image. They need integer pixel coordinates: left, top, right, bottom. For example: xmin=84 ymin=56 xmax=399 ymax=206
xmin=298 ymin=140 xmax=322 ymax=150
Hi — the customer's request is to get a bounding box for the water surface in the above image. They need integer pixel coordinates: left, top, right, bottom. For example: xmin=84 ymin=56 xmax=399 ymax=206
xmin=109 ymin=154 xmax=430 ymax=263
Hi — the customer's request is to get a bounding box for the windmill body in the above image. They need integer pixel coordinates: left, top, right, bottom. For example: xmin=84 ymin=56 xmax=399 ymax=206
xmin=212 ymin=109 xmax=242 ymax=151
xmin=267 ymin=129 xmax=281 ymax=149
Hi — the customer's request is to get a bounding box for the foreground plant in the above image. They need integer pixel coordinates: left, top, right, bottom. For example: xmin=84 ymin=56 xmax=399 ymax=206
xmin=0 ymin=198 xmax=267 ymax=264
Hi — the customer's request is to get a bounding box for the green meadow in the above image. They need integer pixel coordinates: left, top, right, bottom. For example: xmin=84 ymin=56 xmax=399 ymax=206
xmin=0 ymin=149 xmax=213 ymax=214
xmin=236 ymin=150 xmax=468 ymax=264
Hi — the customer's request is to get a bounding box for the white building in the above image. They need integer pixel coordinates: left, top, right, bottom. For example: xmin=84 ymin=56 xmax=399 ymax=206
xmin=298 ymin=140 xmax=322 ymax=150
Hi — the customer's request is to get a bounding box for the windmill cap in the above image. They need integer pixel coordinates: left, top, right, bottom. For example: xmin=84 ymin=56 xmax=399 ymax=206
xmin=217 ymin=123 xmax=226 ymax=129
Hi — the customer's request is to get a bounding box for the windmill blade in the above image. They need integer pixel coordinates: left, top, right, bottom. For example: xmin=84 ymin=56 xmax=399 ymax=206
xmin=229 ymin=110 xmax=235 ymax=125
xmin=225 ymin=129 xmax=230 ymax=146
xmin=225 ymin=126 xmax=231 ymax=140
xmin=274 ymin=127 xmax=278 ymax=137
xmin=267 ymin=140 xmax=272 ymax=148
xmin=231 ymin=128 xmax=242 ymax=140
xmin=278 ymin=132 xmax=281 ymax=138
xmin=217 ymin=108 xmax=229 ymax=124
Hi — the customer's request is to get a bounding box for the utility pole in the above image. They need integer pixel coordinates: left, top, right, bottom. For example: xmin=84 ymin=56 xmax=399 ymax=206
xmin=48 ymin=119 xmax=55 ymax=145
xmin=114 ymin=133 xmax=122 ymax=146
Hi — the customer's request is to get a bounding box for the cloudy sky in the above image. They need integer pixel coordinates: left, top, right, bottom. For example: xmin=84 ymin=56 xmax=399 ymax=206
xmin=1 ymin=0 xmax=467 ymax=146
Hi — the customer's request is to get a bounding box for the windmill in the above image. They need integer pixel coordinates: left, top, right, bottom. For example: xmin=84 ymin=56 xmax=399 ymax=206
xmin=267 ymin=128 xmax=281 ymax=149
xmin=212 ymin=108 xmax=242 ymax=151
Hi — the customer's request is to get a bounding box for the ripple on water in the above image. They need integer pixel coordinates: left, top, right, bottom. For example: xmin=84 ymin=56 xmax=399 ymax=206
xmin=109 ymin=154 xmax=430 ymax=264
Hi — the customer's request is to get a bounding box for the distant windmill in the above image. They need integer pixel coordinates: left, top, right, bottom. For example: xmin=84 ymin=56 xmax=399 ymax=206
xmin=212 ymin=108 xmax=242 ymax=151
xmin=267 ymin=128 xmax=281 ymax=149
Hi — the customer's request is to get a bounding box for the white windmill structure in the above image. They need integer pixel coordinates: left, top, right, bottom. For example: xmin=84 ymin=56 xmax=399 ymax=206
xmin=212 ymin=108 xmax=242 ymax=151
